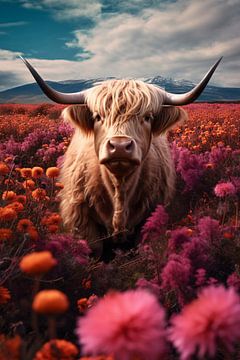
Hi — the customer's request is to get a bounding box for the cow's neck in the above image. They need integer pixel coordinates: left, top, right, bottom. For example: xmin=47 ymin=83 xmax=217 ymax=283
xmin=100 ymin=165 xmax=142 ymax=235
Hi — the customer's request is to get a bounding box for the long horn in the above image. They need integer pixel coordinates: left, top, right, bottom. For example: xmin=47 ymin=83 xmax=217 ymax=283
xmin=20 ymin=56 xmax=85 ymax=104
xmin=164 ymin=57 xmax=222 ymax=106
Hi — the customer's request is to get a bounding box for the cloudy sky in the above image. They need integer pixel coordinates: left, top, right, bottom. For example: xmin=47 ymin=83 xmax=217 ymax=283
xmin=0 ymin=0 xmax=239 ymax=91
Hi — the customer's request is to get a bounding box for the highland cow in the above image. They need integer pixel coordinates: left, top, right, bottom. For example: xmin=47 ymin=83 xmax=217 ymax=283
xmin=21 ymin=57 xmax=222 ymax=253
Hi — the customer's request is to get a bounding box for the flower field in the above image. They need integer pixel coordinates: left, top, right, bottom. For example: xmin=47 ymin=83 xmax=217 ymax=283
xmin=0 ymin=102 xmax=240 ymax=359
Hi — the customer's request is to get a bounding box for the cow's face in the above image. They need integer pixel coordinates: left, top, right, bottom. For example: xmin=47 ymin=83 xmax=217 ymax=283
xmin=63 ymin=80 xmax=187 ymax=177
xmin=93 ymin=111 xmax=153 ymax=177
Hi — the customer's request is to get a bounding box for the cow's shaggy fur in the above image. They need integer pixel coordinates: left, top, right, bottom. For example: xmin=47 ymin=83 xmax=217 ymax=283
xmin=60 ymin=80 xmax=186 ymax=250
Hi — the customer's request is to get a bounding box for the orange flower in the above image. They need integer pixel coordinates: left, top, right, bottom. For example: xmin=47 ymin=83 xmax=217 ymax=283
xmin=55 ymin=182 xmax=64 ymax=189
xmin=19 ymin=251 xmax=57 ymax=276
xmin=32 ymin=290 xmax=69 ymax=314
xmin=27 ymin=227 xmax=39 ymax=241
xmin=51 ymin=214 xmax=62 ymax=225
xmin=0 ymin=335 xmax=21 ymax=360
xmin=4 ymin=179 xmax=14 ymax=186
xmin=20 ymin=168 xmax=32 ymax=178
xmin=4 ymin=156 xmax=13 ymax=162
xmin=0 ymin=228 xmax=13 ymax=241
xmin=0 ymin=286 xmax=11 ymax=304
xmin=77 ymin=298 xmax=88 ymax=313
xmin=186 ymin=228 xmax=193 ymax=237
xmin=16 ymin=195 xmax=27 ymax=204
xmin=32 ymin=166 xmax=44 ymax=178
xmin=0 ymin=207 xmax=17 ymax=221
xmin=33 ymin=339 xmax=78 ymax=360
xmin=2 ymin=190 xmax=16 ymax=201
xmin=42 ymin=213 xmax=62 ymax=226
xmin=46 ymin=167 xmax=60 ymax=178
xmin=23 ymin=179 xmax=35 ymax=190
xmin=82 ymin=279 xmax=92 ymax=289
xmin=47 ymin=224 xmax=59 ymax=233
xmin=80 ymin=357 xmax=114 ymax=360
xmin=6 ymin=201 xmax=24 ymax=213
xmin=31 ymin=188 xmax=46 ymax=201
xmin=205 ymin=163 xmax=214 ymax=169
xmin=0 ymin=162 xmax=9 ymax=176
xmin=17 ymin=218 xmax=34 ymax=232
xmin=77 ymin=294 xmax=97 ymax=313
xmin=223 ymin=232 xmax=234 ymax=240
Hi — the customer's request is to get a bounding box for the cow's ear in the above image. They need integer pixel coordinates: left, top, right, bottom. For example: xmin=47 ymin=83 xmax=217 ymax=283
xmin=152 ymin=106 xmax=187 ymax=136
xmin=62 ymin=105 xmax=94 ymax=135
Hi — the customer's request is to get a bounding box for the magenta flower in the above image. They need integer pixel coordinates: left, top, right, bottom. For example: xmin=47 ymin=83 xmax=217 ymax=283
xmin=169 ymin=285 xmax=240 ymax=360
xmin=182 ymin=236 xmax=209 ymax=268
xmin=136 ymin=277 xmax=161 ymax=296
xmin=231 ymin=176 xmax=240 ymax=193
xmin=195 ymin=268 xmax=207 ymax=287
xmin=167 ymin=227 xmax=191 ymax=253
xmin=77 ymin=289 xmax=166 ymax=360
xmin=141 ymin=205 xmax=168 ymax=242
xmin=227 ymin=272 xmax=240 ymax=291
xmin=197 ymin=216 xmax=220 ymax=243
xmin=161 ymin=254 xmax=192 ymax=306
xmin=175 ymin=147 xmax=205 ymax=191
xmin=44 ymin=235 xmax=91 ymax=265
xmin=214 ymin=182 xmax=236 ymax=197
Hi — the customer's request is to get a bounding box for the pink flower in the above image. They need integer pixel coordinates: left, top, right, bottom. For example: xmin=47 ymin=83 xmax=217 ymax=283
xmin=77 ymin=289 xmax=166 ymax=360
xmin=169 ymin=285 xmax=240 ymax=360
xmin=214 ymin=182 xmax=236 ymax=197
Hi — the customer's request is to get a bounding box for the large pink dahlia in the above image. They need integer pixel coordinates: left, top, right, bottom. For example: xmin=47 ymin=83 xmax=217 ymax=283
xmin=77 ymin=289 xmax=166 ymax=360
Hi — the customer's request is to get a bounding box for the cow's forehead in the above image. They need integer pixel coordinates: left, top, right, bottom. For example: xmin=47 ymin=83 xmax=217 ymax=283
xmin=85 ymin=79 xmax=165 ymax=117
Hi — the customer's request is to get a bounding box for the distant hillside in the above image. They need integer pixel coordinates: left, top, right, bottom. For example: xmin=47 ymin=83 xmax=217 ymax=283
xmin=0 ymin=76 xmax=239 ymax=103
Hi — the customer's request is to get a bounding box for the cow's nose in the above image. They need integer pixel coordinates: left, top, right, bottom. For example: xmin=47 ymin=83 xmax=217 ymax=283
xmin=107 ymin=137 xmax=134 ymax=157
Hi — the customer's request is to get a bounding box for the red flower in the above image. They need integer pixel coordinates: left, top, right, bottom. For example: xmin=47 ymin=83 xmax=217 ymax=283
xmin=34 ymin=339 xmax=78 ymax=359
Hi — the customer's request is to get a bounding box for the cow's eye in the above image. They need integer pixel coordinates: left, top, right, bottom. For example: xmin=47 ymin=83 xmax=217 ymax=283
xmin=94 ymin=114 xmax=101 ymax=122
xmin=144 ymin=114 xmax=153 ymax=123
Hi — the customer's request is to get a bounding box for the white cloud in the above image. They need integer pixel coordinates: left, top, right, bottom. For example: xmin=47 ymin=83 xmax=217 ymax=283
xmin=0 ymin=55 xmax=96 ymax=91
xmin=21 ymin=0 xmax=102 ymax=20
xmin=0 ymin=21 xmax=28 ymax=27
xmin=0 ymin=49 xmax=23 ymax=60
xmin=0 ymin=0 xmax=239 ymax=90
xmin=65 ymin=0 xmax=240 ymax=86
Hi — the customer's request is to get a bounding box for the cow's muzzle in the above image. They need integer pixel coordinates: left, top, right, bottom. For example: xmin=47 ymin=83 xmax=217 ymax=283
xmin=100 ymin=136 xmax=140 ymax=176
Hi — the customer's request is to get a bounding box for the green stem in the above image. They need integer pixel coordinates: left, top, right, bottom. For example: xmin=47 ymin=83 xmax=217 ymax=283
xmin=235 ymin=201 xmax=239 ymax=228
xmin=31 ymin=276 xmax=41 ymax=337
xmin=48 ymin=316 xmax=57 ymax=339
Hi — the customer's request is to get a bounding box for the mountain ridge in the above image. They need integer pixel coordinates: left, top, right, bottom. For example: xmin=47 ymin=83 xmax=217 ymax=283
xmin=0 ymin=77 xmax=239 ymax=103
